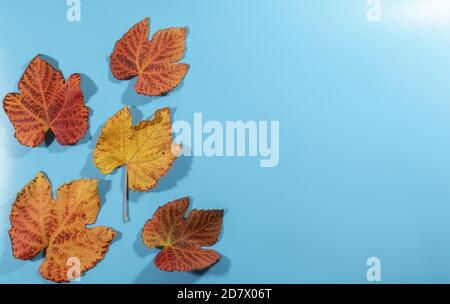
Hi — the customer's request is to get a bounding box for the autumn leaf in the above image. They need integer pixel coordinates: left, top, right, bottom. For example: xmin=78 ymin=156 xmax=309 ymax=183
xmin=142 ymin=197 xmax=224 ymax=272
xmin=9 ymin=172 xmax=116 ymax=283
xmin=3 ymin=55 xmax=89 ymax=147
xmin=93 ymin=106 xmax=180 ymax=221
xmin=110 ymin=17 xmax=189 ymax=96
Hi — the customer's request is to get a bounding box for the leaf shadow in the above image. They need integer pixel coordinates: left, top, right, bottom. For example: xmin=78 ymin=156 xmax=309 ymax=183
xmin=129 ymin=106 xmax=144 ymax=124
xmin=133 ymin=255 xmax=231 ymax=284
xmin=80 ymin=150 xmax=105 ymax=180
xmin=81 ymin=73 xmax=99 ymax=103
xmin=122 ymin=77 xmax=188 ymax=107
xmin=153 ymin=156 xmax=193 ymax=193
xmin=105 ymin=56 xmax=121 ymax=84
xmin=111 ymin=231 xmax=123 ymax=246
xmin=39 ymin=54 xmax=59 ymax=69
xmin=97 ymin=179 xmax=112 ymax=209
xmin=153 ymin=106 xmax=192 ymax=192
xmin=6 ymin=142 xmax=32 ymax=159
xmin=0 ymin=234 xmax=25 ymax=275
xmin=133 ymin=231 xmax=152 ymax=258
xmin=79 ymin=103 xmax=120 ymax=180
xmin=121 ymin=77 xmax=161 ymax=107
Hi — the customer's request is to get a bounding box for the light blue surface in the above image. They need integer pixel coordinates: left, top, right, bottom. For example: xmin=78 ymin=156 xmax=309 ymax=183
xmin=0 ymin=0 xmax=450 ymax=284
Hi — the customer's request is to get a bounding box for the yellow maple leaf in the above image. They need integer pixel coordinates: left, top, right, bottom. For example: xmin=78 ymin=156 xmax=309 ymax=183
xmin=9 ymin=172 xmax=116 ymax=283
xmin=93 ymin=106 xmax=179 ymax=221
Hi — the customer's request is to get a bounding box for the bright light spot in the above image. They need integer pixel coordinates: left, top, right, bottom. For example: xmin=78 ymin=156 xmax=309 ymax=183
xmin=393 ymin=0 xmax=450 ymax=25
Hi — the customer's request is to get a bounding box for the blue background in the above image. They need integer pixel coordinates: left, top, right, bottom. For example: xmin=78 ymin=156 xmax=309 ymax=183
xmin=0 ymin=0 xmax=450 ymax=283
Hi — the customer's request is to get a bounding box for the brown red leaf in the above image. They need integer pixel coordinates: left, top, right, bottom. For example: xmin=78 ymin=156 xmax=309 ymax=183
xmin=110 ymin=17 xmax=189 ymax=96
xmin=142 ymin=197 xmax=224 ymax=272
xmin=9 ymin=172 xmax=116 ymax=283
xmin=3 ymin=55 xmax=89 ymax=147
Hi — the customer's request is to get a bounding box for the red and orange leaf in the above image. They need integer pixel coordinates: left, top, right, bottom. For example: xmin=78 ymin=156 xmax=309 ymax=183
xmin=142 ymin=197 xmax=224 ymax=272
xmin=3 ymin=56 xmax=89 ymax=147
xmin=110 ymin=17 xmax=189 ymax=96
xmin=9 ymin=172 xmax=116 ymax=283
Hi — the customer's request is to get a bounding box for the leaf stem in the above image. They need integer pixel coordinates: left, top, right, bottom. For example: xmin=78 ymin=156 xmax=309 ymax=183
xmin=124 ymin=166 xmax=129 ymax=222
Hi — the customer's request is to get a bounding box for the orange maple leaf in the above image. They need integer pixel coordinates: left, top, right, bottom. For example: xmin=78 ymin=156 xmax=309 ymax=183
xmin=9 ymin=172 xmax=116 ymax=283
xmin=142 ymin=197 xmax=224 ymax=272
xmin=110 ymin=18 xmax=189 ymax=96
xmin=3 ymin=56 xmax=89 ymax=147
